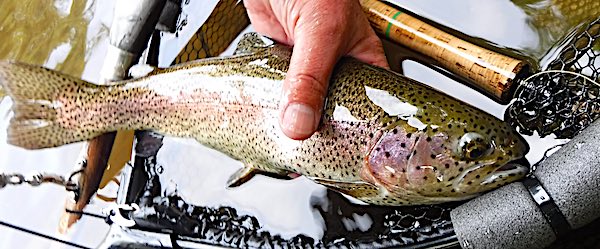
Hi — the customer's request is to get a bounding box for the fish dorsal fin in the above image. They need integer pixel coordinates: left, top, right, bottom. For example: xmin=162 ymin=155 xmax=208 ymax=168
xmin=234 ymin=32 xmax=274 ymax=55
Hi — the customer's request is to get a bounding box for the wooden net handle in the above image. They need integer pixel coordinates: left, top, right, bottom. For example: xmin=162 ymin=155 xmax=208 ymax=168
xmin=360 ymin=0 xmax=527 ymax=101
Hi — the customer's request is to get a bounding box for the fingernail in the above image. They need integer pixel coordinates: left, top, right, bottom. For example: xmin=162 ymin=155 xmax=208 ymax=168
xmin=282 ymin=103 xmax=317 ymax=138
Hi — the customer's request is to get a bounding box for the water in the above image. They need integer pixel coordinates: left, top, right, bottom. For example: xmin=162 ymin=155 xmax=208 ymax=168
xmin=0 ymin=0 xmax=597 ymax=248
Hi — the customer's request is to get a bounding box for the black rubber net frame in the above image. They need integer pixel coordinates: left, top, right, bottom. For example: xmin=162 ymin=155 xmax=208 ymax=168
xmin=507 ymin=17 xmax=600 ymax=139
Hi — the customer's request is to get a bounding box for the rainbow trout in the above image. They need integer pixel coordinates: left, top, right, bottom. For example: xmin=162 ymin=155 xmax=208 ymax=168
xmin=0 ymin=33 xmax=529 ymax=205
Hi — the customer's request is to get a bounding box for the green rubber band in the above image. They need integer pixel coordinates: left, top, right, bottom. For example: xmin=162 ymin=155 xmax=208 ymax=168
xmin=385 ymin=11 xmax=402 ymax=38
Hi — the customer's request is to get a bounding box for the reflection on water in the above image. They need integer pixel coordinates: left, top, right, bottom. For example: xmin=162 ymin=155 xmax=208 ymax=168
xmin=513 ymin=0 xmax=600 ymax=57
xmin=0 ymin=0 xmax=89 ymax=76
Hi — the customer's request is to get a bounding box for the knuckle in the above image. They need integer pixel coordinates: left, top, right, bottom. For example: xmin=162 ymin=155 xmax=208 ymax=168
xmin=284 ymin=73 xmax=329 ymax=106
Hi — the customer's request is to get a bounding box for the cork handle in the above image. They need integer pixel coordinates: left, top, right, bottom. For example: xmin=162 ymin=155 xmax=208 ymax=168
xmin=360 ymin=0 xmax=526 ymax=101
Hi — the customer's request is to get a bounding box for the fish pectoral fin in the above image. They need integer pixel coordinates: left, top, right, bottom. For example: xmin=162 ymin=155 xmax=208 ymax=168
xmin=227 ymin=165 xmax=258 ymax=188
xmin=312 ymin=178 xmax=381 ymax=198
xmin=233 ymin=32 xmax=274 ymax=55
xmin=227 ymin=165 xmax=293 ymax=188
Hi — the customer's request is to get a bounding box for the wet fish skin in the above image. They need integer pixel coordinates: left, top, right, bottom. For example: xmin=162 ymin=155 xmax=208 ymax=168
xmin=0 ymin=34 xmax=529 ymax=205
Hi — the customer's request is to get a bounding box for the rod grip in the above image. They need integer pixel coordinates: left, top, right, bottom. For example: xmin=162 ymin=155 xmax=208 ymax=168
xmin=360 ymin=0 xmax=526 ymax=101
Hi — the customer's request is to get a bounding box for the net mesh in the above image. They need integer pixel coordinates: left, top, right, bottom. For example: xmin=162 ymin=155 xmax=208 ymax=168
xmin=142 ymin=194 xmax=457 ymax=248
xmin=128 ymin=151 xmax=459 ymax=249
xmin=507 ymin=17 xmax=600 ymax=139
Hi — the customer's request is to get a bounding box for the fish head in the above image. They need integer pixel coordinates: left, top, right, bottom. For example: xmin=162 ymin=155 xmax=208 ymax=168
xmin=363 ymin=103 xmax=529 ymax=204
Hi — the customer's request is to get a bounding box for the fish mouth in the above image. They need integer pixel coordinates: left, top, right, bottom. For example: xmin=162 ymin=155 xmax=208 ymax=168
xmin=481 ymin=157 xmax=530 ymax=185
xmin=498 ymin=157 xmax=530 ymax=171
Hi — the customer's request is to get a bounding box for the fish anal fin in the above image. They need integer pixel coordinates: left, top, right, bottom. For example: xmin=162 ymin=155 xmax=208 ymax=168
xmin=312 ymin=178 xmax=381 ymax=199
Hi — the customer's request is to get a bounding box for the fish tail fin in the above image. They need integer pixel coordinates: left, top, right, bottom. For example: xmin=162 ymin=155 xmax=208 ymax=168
xmin=0 ymin=61 xmax=94 ymax=149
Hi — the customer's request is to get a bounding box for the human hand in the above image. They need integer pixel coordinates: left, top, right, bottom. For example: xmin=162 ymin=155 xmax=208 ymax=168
xmin=244 ymin=0 xmax=389 ymax=140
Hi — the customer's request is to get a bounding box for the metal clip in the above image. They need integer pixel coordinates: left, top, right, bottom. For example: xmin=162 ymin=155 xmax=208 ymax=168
xmin=106 ymin=203 xmax=139 ymax=228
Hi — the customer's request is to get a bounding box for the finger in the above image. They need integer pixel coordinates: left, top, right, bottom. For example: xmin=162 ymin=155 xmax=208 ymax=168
xmin=244 ymin=0 xmax=291 ymax=44
xmin=279 ymin=13 xmax=344 ymax=140
xmin=348 ymin=33 xmax=390 ymax=69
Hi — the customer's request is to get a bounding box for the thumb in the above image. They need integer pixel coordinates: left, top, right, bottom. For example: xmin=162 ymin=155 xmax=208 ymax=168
xmin=279 ymin=20 xmax=343 ymax=140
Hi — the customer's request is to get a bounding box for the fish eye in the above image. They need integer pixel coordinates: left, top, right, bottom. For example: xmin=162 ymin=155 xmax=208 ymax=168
xmin=458 ymin=132 xmax=492 ymax=160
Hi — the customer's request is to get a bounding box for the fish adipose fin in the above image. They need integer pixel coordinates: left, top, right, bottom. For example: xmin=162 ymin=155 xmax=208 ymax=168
xmin=233 ymin=32 xmax=274 ymax=55
xmin=0 ymin=61 xmax=94 ymax=149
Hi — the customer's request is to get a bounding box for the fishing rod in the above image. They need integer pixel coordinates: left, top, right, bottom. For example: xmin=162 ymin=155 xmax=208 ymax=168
xmin=360 ymin=0 xmax=600 ymax=139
